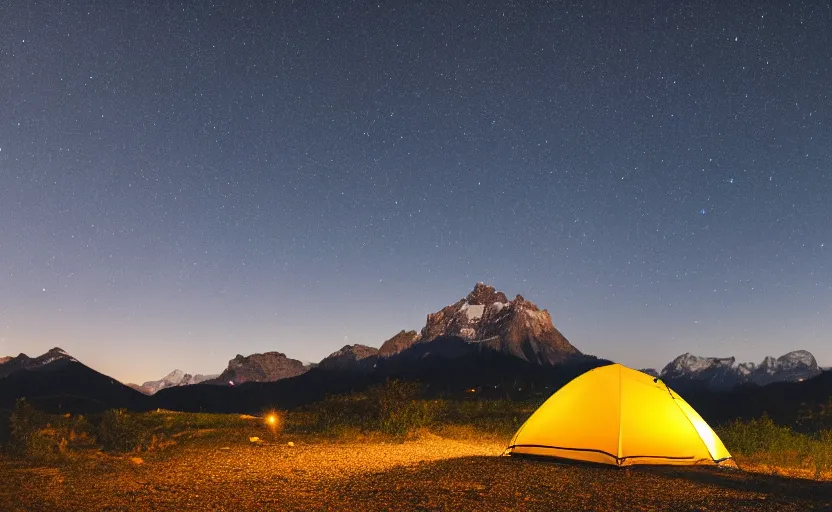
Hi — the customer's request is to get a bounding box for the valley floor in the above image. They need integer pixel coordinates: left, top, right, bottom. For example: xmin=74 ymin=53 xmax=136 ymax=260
xmin=2 ymin=436 xmax=832 ymax=511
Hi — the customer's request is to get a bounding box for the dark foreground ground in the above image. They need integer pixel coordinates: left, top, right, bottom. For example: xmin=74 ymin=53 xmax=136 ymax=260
xmin=2 ymin=437 xmax=831 ymax=511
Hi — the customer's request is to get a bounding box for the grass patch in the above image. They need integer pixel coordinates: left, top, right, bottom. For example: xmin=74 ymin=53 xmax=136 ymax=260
xmin=4 ymin=386 xmax=832 ymax=481
xmin=291 ymin=380 xmax=541 ymax=441
xmin=293 ymin=380 xmax=441 ymax=437
xmin=1 ymin=399 xmax=270 ymax=459
xmin=716 ymin=415 xmax=832 ymax=480
xmin=2 ymin=399 xmax=96 ymax=461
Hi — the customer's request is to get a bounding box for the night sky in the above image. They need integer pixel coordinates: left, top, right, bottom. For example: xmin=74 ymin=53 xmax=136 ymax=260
xmin=2 ymin=1 xmax=830 ymax=383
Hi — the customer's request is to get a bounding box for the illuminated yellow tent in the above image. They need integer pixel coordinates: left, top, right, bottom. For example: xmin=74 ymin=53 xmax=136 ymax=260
xmin=505 ymin=364 xmax=733 ymax=466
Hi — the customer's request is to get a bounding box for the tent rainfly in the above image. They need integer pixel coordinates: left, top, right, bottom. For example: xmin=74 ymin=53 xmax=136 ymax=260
xmin=504 ymin=364 xmax=733 ymax=466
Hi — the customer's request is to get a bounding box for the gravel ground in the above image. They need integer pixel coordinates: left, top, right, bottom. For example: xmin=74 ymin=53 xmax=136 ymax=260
xmin=2 ymin=436 xmax=831 ymax=511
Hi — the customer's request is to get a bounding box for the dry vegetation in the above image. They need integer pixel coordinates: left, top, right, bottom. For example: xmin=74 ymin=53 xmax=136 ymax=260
xmin=2 ymin=381 xmax=832 ymax=511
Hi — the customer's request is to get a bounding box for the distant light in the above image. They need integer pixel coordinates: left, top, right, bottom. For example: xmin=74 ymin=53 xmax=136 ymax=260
xmin=267 ymin=414 xmax=277 ymax=425
xmin=229 ymin=381 xmax=234 ymax=386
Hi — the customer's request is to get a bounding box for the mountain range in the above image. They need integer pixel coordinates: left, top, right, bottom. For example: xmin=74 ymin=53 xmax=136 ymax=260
xmin=0 ymin=283 xmax=827 ymax=418
xmin=127 ymin=283 xmax=583 ymax=393
xmin=129 ymin=370 xmax=220 ymax=395
xmin=652 ymin=350 xmax=822 ymax=391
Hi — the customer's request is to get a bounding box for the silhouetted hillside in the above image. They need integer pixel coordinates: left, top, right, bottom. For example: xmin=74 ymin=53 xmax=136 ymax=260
xmin=681 ymin=370 xmax=832 ymax=430
xmin=0 ymin=358 xmax=150 ymax=413
xmin=153 ymin=337 xmax=609 ymax=413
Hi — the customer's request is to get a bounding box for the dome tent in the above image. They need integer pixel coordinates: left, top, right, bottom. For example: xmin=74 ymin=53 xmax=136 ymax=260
xmin=504 ymin=364 xmax=733 ymax=466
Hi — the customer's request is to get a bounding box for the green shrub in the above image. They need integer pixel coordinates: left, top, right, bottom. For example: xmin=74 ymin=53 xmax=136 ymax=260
xmin=717 ymin=415 xmax=805 ymax=455
xmin=6 ymin=398 xmax=65 ymax=459
xmin=812 ymin=430 xmax=832 ymax=479
xmin=0 ymin=409 xmax=11 ymax=446
xmin=434 ymin=398 xmax=537 ymax=438
xmin=717 ymin=416 xmax=832 ymax=479
xmin=297 ymin=380 xmax=442 ymax=437
xmin=96 ymin=409 xmax=153 ymax=452
xmin=366 ymin=380 xmax=437 ymax=435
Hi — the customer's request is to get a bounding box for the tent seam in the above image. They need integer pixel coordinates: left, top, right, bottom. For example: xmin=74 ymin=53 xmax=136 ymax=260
xmin=666 ymin=386 xmax=719 ymax=462
xmin=617 ymin=364 xmax=623 ymax=464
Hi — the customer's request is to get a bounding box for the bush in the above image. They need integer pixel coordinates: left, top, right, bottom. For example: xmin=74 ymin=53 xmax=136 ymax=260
xmin=96 ymin=409 xmax=154 ymax=452
xmin=812 ymin=430 xmax=832 ymax=479
xmin=299 ymin=380 xmax=442 ymax=437
xmin=718 ymin=415 xmax=805 ymax=455
xmin=435 ymin=399 xmax=537 ymax=438
xmin=0 ymin=409 xmax=11 ymax=446
xmin=366 ymin=380 xmax=438 ymax=435
xmin=717 ymin=415 xmax=832 ymax=479
xmin=6 ymin=398 xmax=69 ymax=460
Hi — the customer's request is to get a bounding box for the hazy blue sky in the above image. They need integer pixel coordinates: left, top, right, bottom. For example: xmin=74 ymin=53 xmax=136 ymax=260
xmin=1 ymin=1 xmax=829 ymax=383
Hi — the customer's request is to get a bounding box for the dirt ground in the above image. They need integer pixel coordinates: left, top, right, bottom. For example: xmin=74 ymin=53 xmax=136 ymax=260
xmin=2 ymin=436 xmax=832 ymax=511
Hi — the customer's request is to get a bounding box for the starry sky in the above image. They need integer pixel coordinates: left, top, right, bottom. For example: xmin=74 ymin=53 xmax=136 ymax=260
xmin=1 ymin=1 xmax=830 ymax=384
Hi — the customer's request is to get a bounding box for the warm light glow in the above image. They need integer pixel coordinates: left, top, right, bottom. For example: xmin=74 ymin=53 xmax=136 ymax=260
xmin=264 ymin=412 xmax=282 ymax=431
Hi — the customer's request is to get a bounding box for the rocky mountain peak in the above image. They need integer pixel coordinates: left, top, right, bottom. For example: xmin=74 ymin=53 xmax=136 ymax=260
xmin=465 ymin=282 xmax=508 ymax=305
xmin=327 ymin=344 xmax=378 ymax=360
xmin=0 ymin=356 xmax=11 ymax=365
xmin=210 ymin=351 xmax=309 ymax=385
xmin=382 ymin=283 xmax=580 ymax=365
xmin=318 ymin=344 xmax=379 ymax=370
xmin=662 ymin=353 xmax=736 ymax=377
xmin=133 ymin=369 xmax=219 ymax=395
xmin=32 ymin=347 xmax=78 ymax=366
xmin=759 ymin=356 xmax=777 ymax=372
xmin=775 ymin=350 xmax=818 ymax=371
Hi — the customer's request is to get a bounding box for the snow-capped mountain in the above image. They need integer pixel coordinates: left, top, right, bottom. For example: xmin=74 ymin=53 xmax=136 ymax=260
xmin=205 ymin=351 xmax=309 ymax=386
xmin=379 ymin=283 xmax=581 ymax=365
xmin=658 ymin=350 xmax=822 ymax=390
xmin=130 ymin=369 xmax=219 ymax=395
xmin=0 ymin=347 xmax=78 ymax=379
xmin=318 ymin=344 xmax=379 ymax=370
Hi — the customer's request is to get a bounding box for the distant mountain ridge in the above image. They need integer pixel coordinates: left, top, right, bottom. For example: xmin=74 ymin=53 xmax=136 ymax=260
xmin=645 ymin=350 xmax=822 ymax=390
xmin=204 ymin=351 xmax=309 ymax=385
xmin=129 ymin=369 xmax=219 ymax=395
xmin=2 ymin=284 xmax=825 ymax=414
xmin=157 ymin=283 xmax=583 ymax=389
xmin=0 ymin=347 xmax=78 ymax=379
xmin=318 ymin=344 xmax=379 ymax=371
